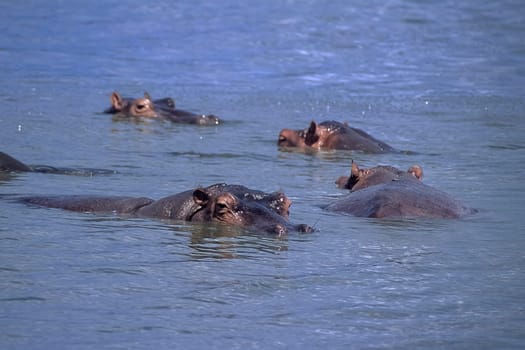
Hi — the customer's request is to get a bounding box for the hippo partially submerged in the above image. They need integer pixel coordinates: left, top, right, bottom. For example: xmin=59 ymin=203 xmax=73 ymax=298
xmin=103 ymin=92 xmax=175 ymax=114
xmin=22 ymin=183 xmax=312 ymax=235
xmin=335 ymin=161 xmax=423 ymax=191
xmin=326 ymin=162 xmax=473 ymax=219
xmin=0 ymin=151 xmax=115 ymax=176
xmin=105 ymin=91 xmax=221 ymax=125
xmin=278 ymin=120 xmax=395 ymax=153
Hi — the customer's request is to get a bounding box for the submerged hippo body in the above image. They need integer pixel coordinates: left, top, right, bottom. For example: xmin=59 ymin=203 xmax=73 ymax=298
xmin=278 ymin=120 xmax=395 ymax=153
xmin=106 ymin=91 xmax=221 ymax=125
xmin=22 ymin=184 xmax=310 ymax=235
xmin=326 ymin=180 xmax=473 ymax=219
xmin=0 ymin=152 xmax=115 ymax=176
xmin=326 ymin=162 xmax=473 ymax=219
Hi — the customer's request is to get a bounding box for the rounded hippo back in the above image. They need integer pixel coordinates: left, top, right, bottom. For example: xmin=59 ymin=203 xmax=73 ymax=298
xmin=326 ymin=180 xmax=473 ymax=219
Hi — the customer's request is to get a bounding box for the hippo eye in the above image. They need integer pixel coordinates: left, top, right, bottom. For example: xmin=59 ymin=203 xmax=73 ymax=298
xmin=215 ymin=201 xmax=230 ymax=214
xmin=136 ymin=103 xmax=146 ymax=110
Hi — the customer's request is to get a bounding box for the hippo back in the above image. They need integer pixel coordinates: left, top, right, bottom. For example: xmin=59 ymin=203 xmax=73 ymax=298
xmin=0 ymin=152 xmax=32 ymax=172
xmin=23 ymin=195 xmax=154 ymax=214
xmin=135 ymin=190 xmax=200 ymax=220
xmin=324 ymin=122 xmax=395 ymax=153
xmin=326 ymin=180 xmax=473 ymax=219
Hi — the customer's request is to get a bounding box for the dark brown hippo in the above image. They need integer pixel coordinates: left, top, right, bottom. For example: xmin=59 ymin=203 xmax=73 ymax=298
xmin=0 ymin=151 xmax=116 ymax=176
xmin=278 ymin=120 xmax=395 ymax=153
xmin=325 ymin=162 xmax=474 ymax=219
xmin=22 ymin=184 xmax=312 ymax=235
xmin=105 ymin=91 xmax=221 ymax=125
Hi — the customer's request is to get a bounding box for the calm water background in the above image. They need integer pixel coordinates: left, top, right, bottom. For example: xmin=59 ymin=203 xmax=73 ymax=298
xmin=1 ymin=1 xmax=524 ymax=349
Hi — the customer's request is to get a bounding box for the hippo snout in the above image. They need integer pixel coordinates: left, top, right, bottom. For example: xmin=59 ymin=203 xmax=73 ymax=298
xmin=270 ymin=223 xmax=288 ymax=236
xmin=277 ymin=129 xmax=302 ymax=147
xmin=296 ymin=224 xmax=314 ymax=233
xmin=198 ymin=114 xmax=221 ymax=125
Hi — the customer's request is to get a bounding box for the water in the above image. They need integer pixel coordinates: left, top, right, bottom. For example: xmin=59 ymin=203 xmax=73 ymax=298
xmin=1 ymin=0 xmax=524 ymax=349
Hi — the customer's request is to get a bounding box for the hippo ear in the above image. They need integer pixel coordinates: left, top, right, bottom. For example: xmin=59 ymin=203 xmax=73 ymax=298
xmin=351 ymin=160 xmax=360 ymax=178
xmin=344 ymin=160 xmax=361 ymax=190
xmin=304 ymin=121 xmax=320 ymax=146
xmin=408 ymin=165 xmax=423 ymax=180
xmin=193 ymin=188 xmax=210 ymax=206
xmin=111 ymin=91 xmax=124 ymax=110
xmin=143 ymin=92 xmax=152 ymax=101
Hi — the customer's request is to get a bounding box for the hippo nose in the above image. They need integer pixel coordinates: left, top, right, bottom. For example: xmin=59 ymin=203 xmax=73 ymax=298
xmin=200 ymin=114 xmax=220 ymax=125
xmin=270 ymin=224 xmax=288 ymax=236
xmin=297 ymin=224 xmax=314 ymax=233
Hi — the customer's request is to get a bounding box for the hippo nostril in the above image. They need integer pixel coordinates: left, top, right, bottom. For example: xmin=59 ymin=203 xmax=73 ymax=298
xmin=271 ymin=224 xmax=288 ymax=236
xmin=297 ymin=224 xmax=314 ymax=233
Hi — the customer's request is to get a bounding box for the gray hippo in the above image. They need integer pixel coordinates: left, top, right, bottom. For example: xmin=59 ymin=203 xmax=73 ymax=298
xmin=22 ymin=183 xmax=312 ymax=235
xmin=278 ymin=120 xmax=395 ymax=153
xmin=325 ymin=162 xmax=474 ymax=219
xmin=105 ymin=91 xmax=221 ymax=126
xmin=0 ymin=151 xmax=115 ymax=176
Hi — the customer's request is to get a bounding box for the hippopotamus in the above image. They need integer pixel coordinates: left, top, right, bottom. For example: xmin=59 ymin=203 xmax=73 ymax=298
xmin=335 ymin=161 xmax=423 ymax=191
xmin=278 ymin=120 xmax=395 ymax=153
xmin=0 ymin=151 xmax=115 ymax=176
xmin=103 ymin=92 xmax=175 ymax=114
xmin=22 ymin=183 xmax=312 ymax=235
xmin=105 ymin=91 xmax=221 ymax=125
xmin=325 ymin=162 xmax=474 ymax=219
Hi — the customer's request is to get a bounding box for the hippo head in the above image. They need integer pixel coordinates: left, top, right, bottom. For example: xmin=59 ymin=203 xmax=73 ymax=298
xmin=108 ymin=91 xmax=176 ymax=118
xmin=335 ymin=161 xmax=423 ymax=191
xmin=278 ymin=121 xmax=348 ymax=149
xmin=190 ymin=188 xmax=312 ymax=235
xmin=109 ymin=92 xmax=158 ymax=118
xmin=278 ymin=121 xmax=320 ymax=149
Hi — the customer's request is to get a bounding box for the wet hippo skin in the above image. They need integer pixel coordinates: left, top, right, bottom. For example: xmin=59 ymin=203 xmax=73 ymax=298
xmin=0 ymin=151 xmax=116 ymax=176
xmin=326 ymin=162 xmax=474 ymax=219
xmin=105 ymin=91 xmax=221 ymax=125
xmin=22 ymin=183 xmax=312 ymax=235
xmin=103 ymin=92 xmax=175 ymax=114
xmin=278 ymin=120 xmax=395 ymax=153
xmin=335 ymin=161 xmax=423 ymax=191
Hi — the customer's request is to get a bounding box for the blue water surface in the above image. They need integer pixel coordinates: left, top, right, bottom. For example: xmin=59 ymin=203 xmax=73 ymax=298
xmin=1 ymin=1 xmax=524 ymax=349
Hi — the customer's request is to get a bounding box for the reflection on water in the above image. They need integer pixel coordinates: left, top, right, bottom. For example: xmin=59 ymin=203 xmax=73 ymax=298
xmin=168 ymin=222 xmax=289 ymax=260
